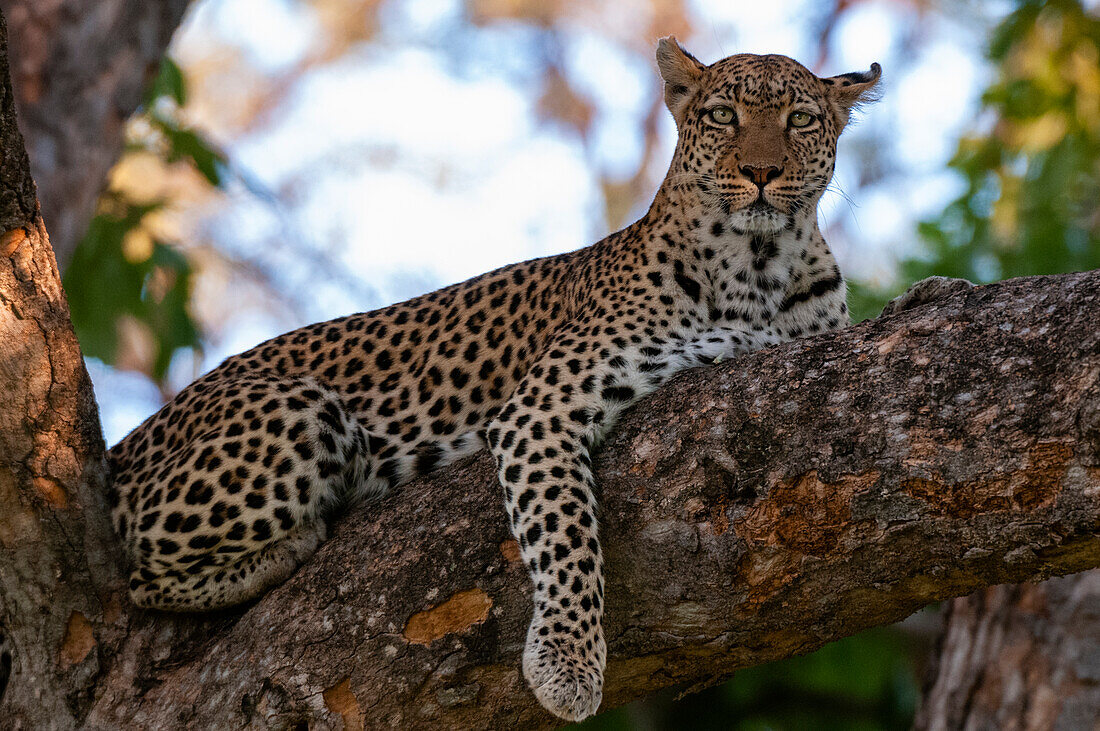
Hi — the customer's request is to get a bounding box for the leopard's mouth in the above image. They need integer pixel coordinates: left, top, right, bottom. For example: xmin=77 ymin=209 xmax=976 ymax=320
xmin=739 ymin=195 xmax=784 ymax=218
xmin=717 ymin=192 xmax=775 ymax=216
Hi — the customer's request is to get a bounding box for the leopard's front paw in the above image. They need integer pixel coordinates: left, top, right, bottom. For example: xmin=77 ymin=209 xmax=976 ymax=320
xmin=879 ymin=275 xmax=974 ymax=318
xmin=523 ymin=622 xmax=605 ymax=721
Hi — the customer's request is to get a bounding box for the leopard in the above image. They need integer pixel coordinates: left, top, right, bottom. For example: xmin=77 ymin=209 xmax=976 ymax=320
xmin=106 ymin=37 xmax=884 ymax=721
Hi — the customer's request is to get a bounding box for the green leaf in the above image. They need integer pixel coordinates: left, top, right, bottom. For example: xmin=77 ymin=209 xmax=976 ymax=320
xmin=151 ymin=116 xmax=227 ymax=187
xmin=144 ymin=56 xmax=187 ymax=107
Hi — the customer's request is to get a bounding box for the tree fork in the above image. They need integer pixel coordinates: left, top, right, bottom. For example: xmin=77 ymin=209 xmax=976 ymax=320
xmin=2 ymin=6 xmax=1100 ymax=725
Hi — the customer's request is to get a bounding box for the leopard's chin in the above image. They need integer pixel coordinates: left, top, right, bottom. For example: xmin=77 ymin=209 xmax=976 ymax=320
xmin=727 ymin=201 xmax=790 ymax=235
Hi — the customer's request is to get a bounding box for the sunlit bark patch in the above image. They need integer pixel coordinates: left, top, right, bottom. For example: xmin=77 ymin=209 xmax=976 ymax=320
xmin=58 ymin=611 xmax=95 ymax=669
xmin=322 ymin=677 xmax=363 ymax=731
xmin=403 ymin=588 xmax=493 ymax=645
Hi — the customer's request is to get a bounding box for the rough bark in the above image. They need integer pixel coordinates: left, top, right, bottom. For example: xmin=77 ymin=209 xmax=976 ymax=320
xmin=914 ymin=571 xmax=1100 ymax=731
xmin=67 ymin=267 xmax=1098 ymax=730
xmin=0 ymin=0 xmax=190 ymax=271
xmin=2 ymin=8 xmax=1100 ymax=726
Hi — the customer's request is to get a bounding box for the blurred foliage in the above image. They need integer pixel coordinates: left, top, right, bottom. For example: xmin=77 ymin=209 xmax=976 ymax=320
xmin=64 ymin=58 xmax=223 ymax=392
xmin=846 ymin=279 xmax=898 ymax=324
xmin=853 ymin=0 xmax=1100 ymax=322
xmin=579 ymin=627 xmax=922 ymax=731
xmin=65 ymin=197 xmax=200 ymax=384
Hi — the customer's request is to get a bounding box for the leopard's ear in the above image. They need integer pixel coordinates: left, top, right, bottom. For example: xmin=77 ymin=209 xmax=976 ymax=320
xmin=656 ymin=36 xmax=704 ymax=126
xmin=821 ymin=63 xmax=882 ymax=131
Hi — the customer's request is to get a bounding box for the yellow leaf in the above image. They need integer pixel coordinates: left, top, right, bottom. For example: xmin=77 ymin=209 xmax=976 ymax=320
xmin=1013 ymin=112 xmax=1066 ymax=152
xmin=121 ymin=228 xmax=155 ymax=264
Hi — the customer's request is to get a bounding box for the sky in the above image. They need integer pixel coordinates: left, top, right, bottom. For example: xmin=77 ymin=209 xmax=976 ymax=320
xmin=89 ymin=0 xmax=1005 ymax=446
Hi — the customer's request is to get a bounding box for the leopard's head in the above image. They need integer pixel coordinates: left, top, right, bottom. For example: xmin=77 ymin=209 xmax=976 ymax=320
xmin=657 ymin=37 xmax=881 ymax=235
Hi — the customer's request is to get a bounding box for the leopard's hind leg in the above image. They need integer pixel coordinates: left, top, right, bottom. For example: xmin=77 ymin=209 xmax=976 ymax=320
xmin=127 ymin=522 xmax=329 ymax=611
xmin=109 ymin=372 xmax=380 ymax=612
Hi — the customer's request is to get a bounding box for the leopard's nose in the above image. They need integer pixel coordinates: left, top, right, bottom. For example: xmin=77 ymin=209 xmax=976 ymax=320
xmin=739 ymin=165 xmax=782 ymax=188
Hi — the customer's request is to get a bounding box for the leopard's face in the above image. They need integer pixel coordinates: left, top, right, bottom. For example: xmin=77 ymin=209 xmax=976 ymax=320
xmin=687 ymin=56 xmax=842 ymax=234
xmin=658 ymin=39 xmax=880 ymax=234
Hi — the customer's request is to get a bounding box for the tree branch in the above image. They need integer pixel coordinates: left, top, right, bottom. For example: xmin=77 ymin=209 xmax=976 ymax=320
xmin=72 ymin=269 xmax=1100 ymax=728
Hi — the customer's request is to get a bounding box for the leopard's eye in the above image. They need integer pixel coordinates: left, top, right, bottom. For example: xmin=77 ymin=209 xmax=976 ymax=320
xmin=789 ymin=111 xmax=814 ymax=128
xmin=707 ymin=106 xmax=735 ymax=125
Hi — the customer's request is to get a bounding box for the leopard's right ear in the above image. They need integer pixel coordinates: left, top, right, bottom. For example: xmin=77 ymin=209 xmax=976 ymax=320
xmin=656 ymin=36 xmax=704 ymax=126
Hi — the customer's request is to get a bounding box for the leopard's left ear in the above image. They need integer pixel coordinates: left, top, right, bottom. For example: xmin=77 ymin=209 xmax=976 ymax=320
xmin=821 ymin=63 xmax=882 ymax=130
xmin=656 ymin=36 xmax=705 ymax=127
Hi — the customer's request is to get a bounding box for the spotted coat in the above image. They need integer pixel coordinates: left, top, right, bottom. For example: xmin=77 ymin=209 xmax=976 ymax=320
xmin=106 ymin=37 xmax=881 ymax=722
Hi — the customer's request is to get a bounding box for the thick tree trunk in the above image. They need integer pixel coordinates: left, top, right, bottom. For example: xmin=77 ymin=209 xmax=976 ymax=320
xmin=3 ymin=8 xmax=1100 ymax=727
xmin=914 ymin=571 xmax=1100 ymax=730
xmin=0 ymin=11 xmax=123 ymax=729
xmin=0 ymin=0 xmax=190 ymax=271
